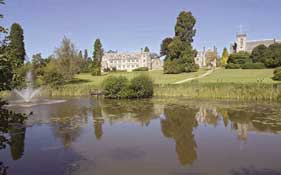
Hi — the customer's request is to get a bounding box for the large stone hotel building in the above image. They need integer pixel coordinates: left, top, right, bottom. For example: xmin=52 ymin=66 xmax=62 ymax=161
xmin=101 ymin=51 xmax=163 ymax=72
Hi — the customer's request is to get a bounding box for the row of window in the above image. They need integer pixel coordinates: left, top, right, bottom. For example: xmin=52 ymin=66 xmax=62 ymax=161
xmin=109 ymin=59 xmax=146 ymax=64
xmin=110 ymin=64 xmax=140 ymax=69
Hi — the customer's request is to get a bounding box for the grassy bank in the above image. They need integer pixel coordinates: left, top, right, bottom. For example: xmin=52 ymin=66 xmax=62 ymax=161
xmin=3 ymin=69 xmax=281 ymax=102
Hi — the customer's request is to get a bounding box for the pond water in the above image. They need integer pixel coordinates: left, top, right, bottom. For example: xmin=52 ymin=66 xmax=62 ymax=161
xmin=1 ymin=97 xmax=281 ymax=175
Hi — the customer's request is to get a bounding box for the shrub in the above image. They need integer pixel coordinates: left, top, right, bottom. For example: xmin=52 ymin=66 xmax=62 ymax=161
xmin=241 ymin=63 xmax=266 ymax=69
xmin=228 ymin=51 xmax=251 ymax=64
xmin=102 ymin=76 xmax=129 ymax=99
xmin=273 ymin=67 xmax=281 ymax=81
xmin=130 ymin=75 xmax=153 ymax=98
xmin=102 ymin=75 xmax=154 ymax=99
xmin=133 ymin=67 xmax=149 ymax=71
xmin=225 ymin=63 xmax=241 ymax=69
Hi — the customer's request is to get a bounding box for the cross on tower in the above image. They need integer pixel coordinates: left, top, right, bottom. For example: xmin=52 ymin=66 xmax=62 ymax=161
xmin=239 ymin=24 xmax=244 ymax=34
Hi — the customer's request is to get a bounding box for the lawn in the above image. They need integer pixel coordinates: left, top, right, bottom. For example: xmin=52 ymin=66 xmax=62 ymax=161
xmin=197 ymin=68 xmax=276 ymax=84
xmin=72 ymin=69 xmax=208 ymax=87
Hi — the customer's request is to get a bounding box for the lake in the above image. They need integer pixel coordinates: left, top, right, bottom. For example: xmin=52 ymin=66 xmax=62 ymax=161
xmin=1 ymin=97 xmax=281 ymax=175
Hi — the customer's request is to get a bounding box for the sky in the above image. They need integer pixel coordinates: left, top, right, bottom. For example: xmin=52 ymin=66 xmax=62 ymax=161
xmin=1 ymin=0 xmax=281 ymax=59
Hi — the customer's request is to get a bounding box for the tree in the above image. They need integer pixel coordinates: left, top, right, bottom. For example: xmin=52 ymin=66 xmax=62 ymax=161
xmin=263 ymin=43 xmax=281 ymax=68
xmin=8 ymin=23 xmax=25 ymax=65
xmin=163 ymin=11 xmax=198 ymax=74
xmin=31 ymin=53 xmax=47 ymax=77
xmin=78 ymin=50 xmax=83 ymax=59
xmin=250 ymin=44 xmax=267 ymax=63
xmin=92 ymin=39 xmax=103 ymax=76
xmin=160 ymin=37 xmax=173 ymax=56
xmin=228 ymin=51 xmax=251 ymax=65
xmin=84 ymin=49 xmax=89 ymax=60
xmin=144 ymin=46 xmax=150 ymax=52
xmin=93 ymin=39 xmax=103 ymax=62
xmin=54 ymin=37 xmax=82 ymax=81
xmin=175 ymin=11 xmax=196 ymax=43
xmin=221 ymin=48 xmax=229 ymax=66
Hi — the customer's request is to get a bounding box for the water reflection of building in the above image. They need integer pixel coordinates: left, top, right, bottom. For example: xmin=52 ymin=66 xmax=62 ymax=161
xmin=194 ymin=105 xmax=281 ymax=141
xmin=195 ymin=106 xmax=221 ymax=126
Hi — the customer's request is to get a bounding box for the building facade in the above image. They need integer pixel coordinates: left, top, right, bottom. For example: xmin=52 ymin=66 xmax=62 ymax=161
xmin=231 ymin=33 xmax=281 ymax=53
xmin=195 ymin=47 xmax=217 ymax=68
xmin=101 ymin=51 xmax=163 ymax=72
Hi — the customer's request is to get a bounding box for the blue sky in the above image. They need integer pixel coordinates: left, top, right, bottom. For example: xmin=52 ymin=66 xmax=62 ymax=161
xmin=1 ymin=0 xmax=281 ymax=59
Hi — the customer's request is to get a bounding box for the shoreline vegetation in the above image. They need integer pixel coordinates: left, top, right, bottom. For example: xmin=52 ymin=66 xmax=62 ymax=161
xmin=2 ymin=69 xmax=280 ymax=102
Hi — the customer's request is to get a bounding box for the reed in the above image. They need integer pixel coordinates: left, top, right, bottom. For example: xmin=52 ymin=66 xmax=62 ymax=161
xmin=154 ymin=82 xmax=281 ymax=101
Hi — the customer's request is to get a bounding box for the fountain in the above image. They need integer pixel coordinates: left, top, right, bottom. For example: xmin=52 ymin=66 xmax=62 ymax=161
xmin=14 ymin=71 xmax=42 ymax=103
xmin=9 ymin=71 xmax=66 ymax=107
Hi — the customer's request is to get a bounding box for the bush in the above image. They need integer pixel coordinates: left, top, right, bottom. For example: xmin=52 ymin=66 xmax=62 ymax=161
xmin=273 ymin=67 xmax=281 ymax=81
xmin=102 ymin=75 xmax=154 ymax=99
xmin=102 ymin=76 xmax=129 ymax=99
xmin=225 ymin=63 xmax=241 ymax=69
xmin=241 ymin=63 xmax=266 ymax=69
xmin=130 ymin=75 xmax=153 ymax=98
xmin=133 ymin=67 xmax=149 ymax=71
xmin=228 ymin=51 xmax=251 ymax=64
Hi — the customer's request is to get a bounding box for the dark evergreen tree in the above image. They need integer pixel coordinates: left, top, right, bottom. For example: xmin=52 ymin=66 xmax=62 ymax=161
xmin=163 ymin=11 xmax=198 ymax=74
xmin=175 ymin=11 xmax=196 ymax=43
xmin=78 ymin=50 xmax=83 ymax=59
xmin=93 ymin=39 xmax=103 ymax=62
xmin=84 ymin=49 xmax=88 ymax=60
xmin=160 ymin=37 xmax=173 ymax=56
xmin=8 ymin=23 xmax=26 ymax=65
xmin=92 ymin=39 xmax=103 ymax=76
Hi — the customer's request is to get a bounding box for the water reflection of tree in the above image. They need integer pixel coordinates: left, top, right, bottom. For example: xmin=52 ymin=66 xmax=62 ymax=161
xmin=91 ymin=99 xmax=158 ymax=140
xmin=0 ymin=100 xmax=28 ymax=175
xmin=100 ymin=99 xmax=156 ymax=127
xmin=161 ymin=104 xmax=198 ymax=166
xmin=93 ymin=99 xmax=104 ymax=140
xmin=50 ymin=102 xmax=89 ymax=148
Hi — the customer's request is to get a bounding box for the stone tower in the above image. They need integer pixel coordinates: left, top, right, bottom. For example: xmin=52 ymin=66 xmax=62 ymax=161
xmin=236 ymin=33 xmax=247 ymax=52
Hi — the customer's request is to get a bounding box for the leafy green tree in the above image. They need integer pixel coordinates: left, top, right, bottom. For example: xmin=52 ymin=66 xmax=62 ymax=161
xmin=8 ymin=23 xmax=26 ymax=65
xmin=263 ymin=43 xmax=281 ymax=68
xmin=144 ymin=46 xmax=150 ymax=52
xmin=250 ymin=44 xmax=267 ymax=63
xmin=0 ymin=54 xmax=13 ymax=90
xmin=42 ymin=59 xmax=65 ymax=87
xmin=175 ymin=11 xmax=196 ymax=43
xmin=54 ymin=37 xmax=82 ymax=81
xmin=221 ymin=48 xmax=229 ymax=66
xmin=92 ymin=39 xmax=103 ymax=76
xmin=160 ymin=37 xmax=173 ymax=56
xmin=228 ymin=51 xmax=251 ymax=65
xmin=31 ymin=53 xmax=47 ymax=77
